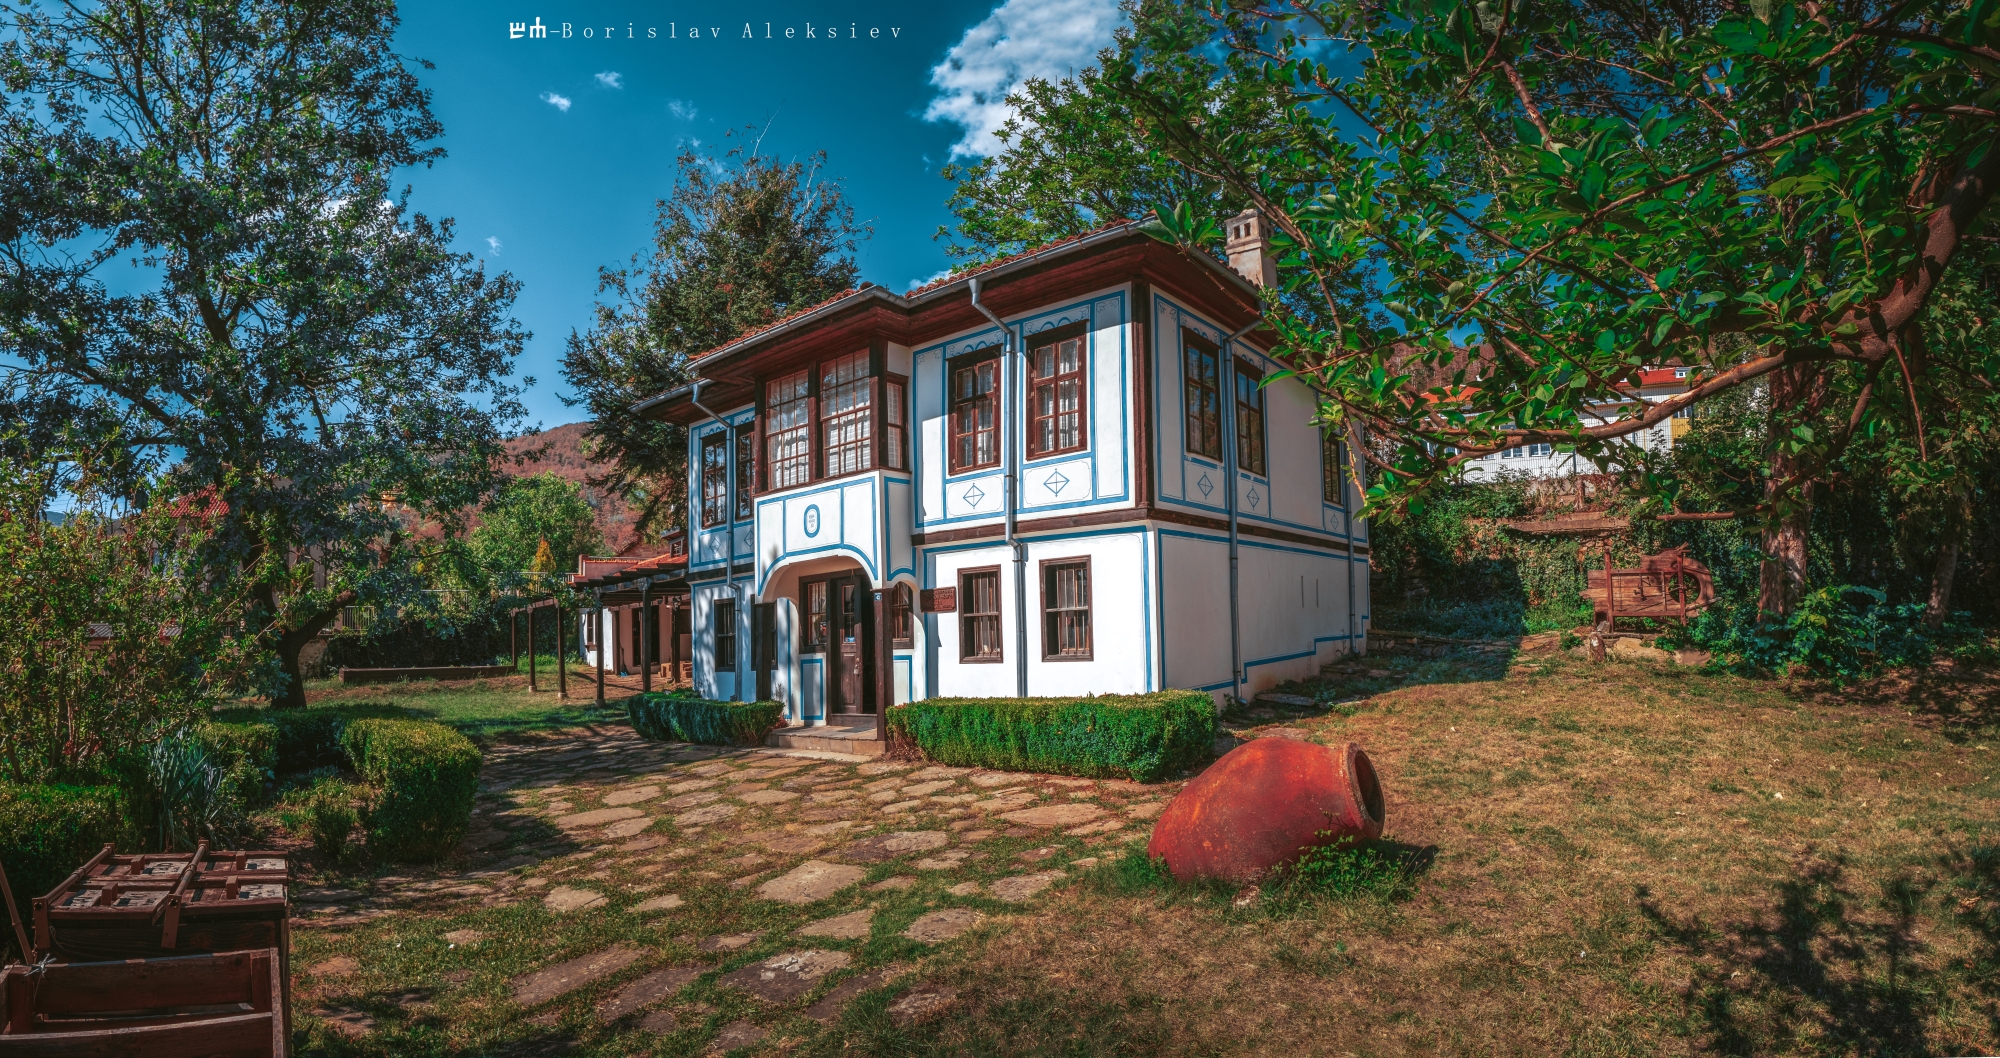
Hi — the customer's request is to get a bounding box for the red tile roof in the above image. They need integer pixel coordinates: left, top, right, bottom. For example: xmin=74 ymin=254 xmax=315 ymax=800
xmin=899 ymin=218 xmax=1138 ymax=299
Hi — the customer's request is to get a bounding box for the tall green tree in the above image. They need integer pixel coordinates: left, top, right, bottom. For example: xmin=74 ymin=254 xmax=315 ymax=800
xmin=562 ymin=138 xmax=868 ymax=539
xmin=1092 ymin=0 xmax=2000 ymax=617
xmin=468 ymin=472 xmax=602 ymax=582
xmin=0 ymin=0 xmax=528 ymax=705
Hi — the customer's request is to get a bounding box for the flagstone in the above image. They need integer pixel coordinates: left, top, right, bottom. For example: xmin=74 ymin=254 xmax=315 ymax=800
xmin=796 ymin=908 xmax=873 ymax=940
xmin=888 ymin=987 xmax=960 ymax=1026
xmin=557 ymin=806 xmax=644 ymax=828
xmin=690 ymin=763 xmax=739 ymax=777
xmin=619 ymin=834 xmax=673 ymax=853
xmin=1065 ymin=820 xmax=1125 ymax=837
xmin=867 ymin=875 xmax=916 ymax=891
xmin=717 ymin=949 xmax=851 ymax=1003
xmin=310 ymin=955 xmax=359 ymax=977
xmin=597 ymin=965 xmax=702 ymax=1021
xmin=544 ymin=886 xmax=606 ymax=912
xmin=604 ymin=785 xmax=660 ymax=806
xmin=603 ymin=816 xmax=654 ymax=839
xmin=970 ymin=772 xmax=1031 ymax=788
xmin=946 ymin=881 xmax=982 ymax=896
xmin=710 ymin=1020 xmax=769 ymax=1051
xmin=676 ymin=803 xmax=741 ymax=826
xmin=638 ymin=1008 xmax=678 ymax=1032
xmin=902 ymin=908 xmax=983 ymax=943
xmin=631 ymin=893 xmax=684 ymax=913
xmin=756 ymin=860 xmax=866 ymax=904
xmin=667 ymin=778 xmax=721 ymax=793
xmin=856 ymin=761 xmax=915 ymax=775
xmin=912 ymin=849 xmax=971 ymax=870
xmin=900 ymin=780 xmax=956 ymax=797
xmin=1126 ymin=800 xmax=1167 ymax=820
xmin=666 ymin=790 xmax=722 ymax=809
xmin=699 ymin=930 xmax=765 ymax=952
xmin=510 ymin=944 xmax=644 ymax=1006
xmin=443 ymin=929 xmax=484 ymax=945
xmin=835 ymin=831 xmax=949 ymax=863
xmin=909 ymin=766 xmax=971 ymax=780
xmin=739 ymin=789 xmax=800 ymax=805
xmin=881 ymin=799 xmax=925 ymax=814
xmin=803 ymin=964 xmax=907 ymax=1022
xmin=1000 ymin=803 xmax=1102 ymax=827
xmin=989 ymin=871 xmax=1065 ymax=903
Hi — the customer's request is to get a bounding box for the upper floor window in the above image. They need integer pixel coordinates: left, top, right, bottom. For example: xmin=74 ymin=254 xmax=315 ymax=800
xmin=950 ymin=353 xmax=1000 ymax=474
xmin=699 ymin=430 xmax=730 ymax=528
xmin=1028 ymin=332 xmax=1087 ymax=459
xmin=821 ymin=351 xmax=874 ymax=477
xmin=734 ymin=423 xmax=755 ymax=520
xmin=885 ymin=380 xmax=906 ymax=470
xmin=1322 ymin=428 xmax=1346 ymax=508
xmin=1235 ymin=359 xmax=1266 ymax=476
xmin=765 ymin=369 xmax=811 ymax=490
xmin=1183 ymin=334 xmax=1222 ymax=460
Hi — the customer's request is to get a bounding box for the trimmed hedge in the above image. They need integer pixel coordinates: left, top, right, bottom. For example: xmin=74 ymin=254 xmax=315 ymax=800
xmin=194 ymin=722 xmax=277 ymax=806
xmin=0 ymin=783 xmax=128 ymax=909
xmin=340 ymin=719 xmax=481 ymax=862
xmin=629 ymin=693 xmax=784 ymax=746
xmin=886 ymin=691 xmax=1217 ymax=783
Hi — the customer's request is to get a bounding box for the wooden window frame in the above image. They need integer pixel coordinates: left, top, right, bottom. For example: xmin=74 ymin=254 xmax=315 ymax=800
xmin=800 ymin=578 xmax=830 ymax=653
xmin=1039 ymin=557 xmax=1093 ymax=661
xmin=890 ymin=582 xmax=914 ymax=649
xmin=1026 ymin=322 xmax=1090 ymax=461
xmin=733 ymin=422 xmax=756 ymax=521
xmin=883 ymin=375 xmax=907 ymax=471
xmin=699 ymin=429 xmax=730 ymax=528
xmin=819 ymin=349 xmax=876 ymax=479
xmin=1234 ymin=357 xmax=1267 ymax=477
xmin=762 ymin=368 xmax=813 ymax=493
xmin=957 ymin=565 xmax=1003 ymax=663
xmin=1182 ymin=331 xmax=1222 ymax=461
xmin=948 ymin=349 xmax=1003 ymax=475
xmin=714 ymin=597 xmax=738 ymax=675
xmin=1322 ymin=428 xmax=1347 ymax=508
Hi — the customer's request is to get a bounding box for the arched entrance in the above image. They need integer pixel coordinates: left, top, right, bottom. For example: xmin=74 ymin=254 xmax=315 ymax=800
xmin=761 ymin=556 xmax=881 ymax=719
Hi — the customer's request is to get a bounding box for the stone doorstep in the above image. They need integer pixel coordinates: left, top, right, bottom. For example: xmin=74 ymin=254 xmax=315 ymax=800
xmin=765 ymin=725 xmax=886 ymax=757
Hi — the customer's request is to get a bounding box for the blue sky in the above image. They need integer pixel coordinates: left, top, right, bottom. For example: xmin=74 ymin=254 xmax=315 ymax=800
xmin=393 ymin=0 xmax=1127 ymax=430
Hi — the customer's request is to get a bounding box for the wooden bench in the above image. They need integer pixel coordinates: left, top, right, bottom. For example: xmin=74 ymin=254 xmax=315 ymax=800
xmin=1582 ymin=545 xmax=1715 ymax=629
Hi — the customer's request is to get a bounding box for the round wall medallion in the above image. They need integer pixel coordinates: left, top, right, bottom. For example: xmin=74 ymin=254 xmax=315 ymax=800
xmin=803 ymin=504 xmax=822 ymax=537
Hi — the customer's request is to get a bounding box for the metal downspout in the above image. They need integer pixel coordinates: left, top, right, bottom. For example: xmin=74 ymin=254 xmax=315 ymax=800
xmin=690 ymin=379 xmax=743 ymax=701
xmin=969 ymin=277 xmax=1027 ymax=697
xmin=1221 ymin=318 xmax=1260 ymax=707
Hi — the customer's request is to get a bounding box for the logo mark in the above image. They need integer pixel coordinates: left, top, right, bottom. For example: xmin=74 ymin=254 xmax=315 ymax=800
xmin=803 ymin=504 xmax=822 ymax=537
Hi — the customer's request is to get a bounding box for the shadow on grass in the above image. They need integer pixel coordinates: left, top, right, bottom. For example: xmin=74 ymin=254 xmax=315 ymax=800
xmin=1638 ymin=846 xmax=2000 ymax=1056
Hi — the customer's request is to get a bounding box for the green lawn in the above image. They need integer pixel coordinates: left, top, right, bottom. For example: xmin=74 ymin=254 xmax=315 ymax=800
xmin=218 ymin=663 xmax=629 ymax=744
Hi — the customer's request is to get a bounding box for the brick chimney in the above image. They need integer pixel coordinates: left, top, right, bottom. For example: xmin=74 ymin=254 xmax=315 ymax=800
xmin=1224 ymin=209 xmax=1276 ymax=289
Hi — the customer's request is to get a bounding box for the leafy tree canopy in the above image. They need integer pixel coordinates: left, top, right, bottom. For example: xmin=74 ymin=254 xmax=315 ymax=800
xmin=469 ymin=472 xmax=602 ymax=583
xmin=562 ymin=136 xmax=868 ymax=539
xmin=0 ymin=0 xmax=527 ymax=704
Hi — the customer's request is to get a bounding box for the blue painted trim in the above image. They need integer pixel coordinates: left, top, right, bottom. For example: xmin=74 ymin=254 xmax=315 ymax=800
xmin=916 ymin=292 xmax=1132 ymax=525
xmin=918 ymin=525 xmax=1153 ymax=697
xmin=1155 ymin=527 xmax=1347 ymax=560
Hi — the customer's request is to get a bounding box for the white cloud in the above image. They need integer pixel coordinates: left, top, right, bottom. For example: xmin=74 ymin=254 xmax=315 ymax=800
xmin=594 ymin=71 xmax=623 ymax=89
xmin=667 ymin=99 xmax=698 ymax=120
xmin=485 ymin=236 xmax=502 ymax=256
xmin=906 ymin=267 xmax=954 ymax=292
xmin=541 ymin=91 xmax=572 ymax=112
xmin=924 ymin=0 xmax=1126 ymax=158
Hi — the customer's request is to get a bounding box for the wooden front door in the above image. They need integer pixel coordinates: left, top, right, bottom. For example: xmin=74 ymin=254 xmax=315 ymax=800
xmin=830 ymin=576 xmax=871 ymax=715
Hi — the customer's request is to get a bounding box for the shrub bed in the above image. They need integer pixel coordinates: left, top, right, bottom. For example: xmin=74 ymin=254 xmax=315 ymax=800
xmin=340 ymin=719 xmax=481 ymax=862
xmin=193 ymin=721 xmax=277 ymax=806
xmin=0 ymin=783 xmax=129 ymax=903
xmin=628 ymin=693 xmax=784 ymax=746
xmin=887 ymin=691 xmax=1217 ymax=783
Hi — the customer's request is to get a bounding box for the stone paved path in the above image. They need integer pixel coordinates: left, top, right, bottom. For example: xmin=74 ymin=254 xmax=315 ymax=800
xmin=290 ymin=716 xmax=1185 ymax=1054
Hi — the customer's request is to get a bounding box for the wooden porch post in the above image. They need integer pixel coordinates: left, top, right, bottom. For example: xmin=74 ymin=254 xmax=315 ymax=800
xmin=556 ymin=601 xmax=568 ymax=699
xmin=872 ymin=587 xmax=891 ymax=742
xmin=527 ymin=605 xmax=538 ymax=691
xmin=668 ymin=597 xmax=682 ymax=685
xmin=640 ymin=586 xmax=653 ymax=694
xmin=595 ymin=602 xmax=607 ymax=706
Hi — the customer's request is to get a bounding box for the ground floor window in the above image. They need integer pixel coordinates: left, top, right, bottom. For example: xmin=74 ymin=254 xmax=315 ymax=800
xmin=1041 ymin=559 xmax=1092 ymax=659
xmin=714 ymin=597 xmax=737 ymax=673
xmin=959 ymin=568 xmax=1002 ymax=662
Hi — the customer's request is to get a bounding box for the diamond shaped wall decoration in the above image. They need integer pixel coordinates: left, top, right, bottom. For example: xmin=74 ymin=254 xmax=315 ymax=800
xmin=1247 ymin=487 xmax=1262 ymax=510
xmin=1196 ymin=474 xmax=1214 ymax=497
xmin=963 ymin=484 xmax=986 ymax=506
xmin=1044 ymin=469 xmax=1069 ymax=495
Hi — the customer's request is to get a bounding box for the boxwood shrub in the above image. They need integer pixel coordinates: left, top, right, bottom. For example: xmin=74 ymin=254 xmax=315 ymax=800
xmin=193 ymin=721 xmax=277 ymax=806
xmin=887 ymin=691 xmax=1217 ymax=783
xmin=340 ymin=719 xmax=481 ymax=862
xmin=0 ymin=783 xmax=129 ymax=908
xmin=629 ymin=692 xmax=784 ymax=746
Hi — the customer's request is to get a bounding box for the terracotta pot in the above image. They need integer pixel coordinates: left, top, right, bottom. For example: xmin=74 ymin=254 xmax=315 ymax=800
xmin=1146 ymin=738 xmax=1384 ymax=883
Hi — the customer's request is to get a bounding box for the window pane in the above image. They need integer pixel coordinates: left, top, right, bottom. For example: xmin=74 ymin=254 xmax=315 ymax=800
xmin=950 ymin=359 xmax=1001 ymax=473
xmin=765 ymin=369 xmax=812 ymax=490
xmin=701 ymin=432 xmax=729 ymax=527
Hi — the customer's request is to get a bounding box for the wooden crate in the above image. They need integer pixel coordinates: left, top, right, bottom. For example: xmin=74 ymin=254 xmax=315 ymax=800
xmin=0 ymin=947 xmax=286 ymax=1056
xmin=30 ymin=844 xmax=293 ymax=1037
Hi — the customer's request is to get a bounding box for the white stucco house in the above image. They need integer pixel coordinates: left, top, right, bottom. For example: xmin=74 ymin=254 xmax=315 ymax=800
xmin=1460 ymin=366 xmax=1704 ymax=479
xmin=628 ymin=214 xmax=1369 ymax=730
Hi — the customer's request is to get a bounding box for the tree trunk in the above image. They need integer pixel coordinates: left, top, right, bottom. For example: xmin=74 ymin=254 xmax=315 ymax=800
xmin=269 ymin=589 xmax=359 ymax=709
xmin=1925 ymin=541 xmax=1959 ymax=631
xmin=1757 ymin=364 xmax=1826 ymax=620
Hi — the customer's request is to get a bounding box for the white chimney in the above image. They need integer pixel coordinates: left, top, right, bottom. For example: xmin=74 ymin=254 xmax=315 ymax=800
xmin=1224 ymin=209 xmax=1276 ymax=289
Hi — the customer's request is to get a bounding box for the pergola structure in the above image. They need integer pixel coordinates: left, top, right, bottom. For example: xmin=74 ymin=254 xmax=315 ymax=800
xmin=565 ymin=548 xmax=691 ymax=706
